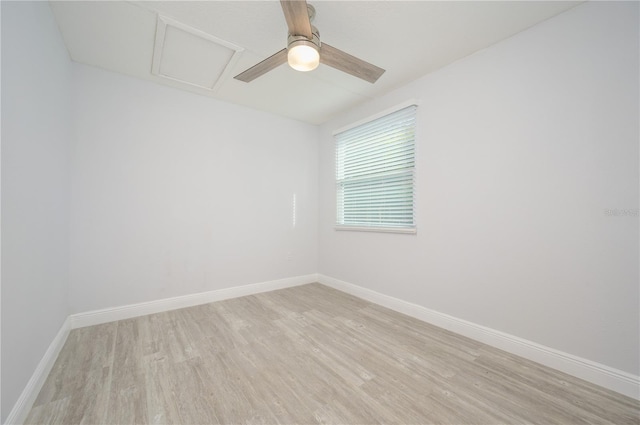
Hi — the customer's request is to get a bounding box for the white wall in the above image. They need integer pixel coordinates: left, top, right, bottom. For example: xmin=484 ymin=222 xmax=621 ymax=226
xmin=1 ymin=2 xmax=73 ymax=421
xmin=70 ymin=65 xmax=319 ymax=313
xmin=319 ymin=1 xmax=639 ymax=376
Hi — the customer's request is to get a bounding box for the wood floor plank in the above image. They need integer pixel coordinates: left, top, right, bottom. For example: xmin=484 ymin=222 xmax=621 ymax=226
xmin=144 ymin=359 xmax=181 ymax=425
xmin=106 ymin=365 xmax=147 ymax=424
xmin=25 ymin=283 xmax=640 ymax=424
xmin=23 ymin=397 xmax=71 ymax=425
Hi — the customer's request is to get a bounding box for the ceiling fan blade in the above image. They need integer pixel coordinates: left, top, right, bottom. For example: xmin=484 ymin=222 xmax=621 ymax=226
xmin=234 ymin=49 xmax=288 ymax=83
xmin=280 ymin=0 xmax=312 ymax=39
xmin=320 ymin=43 xmax=385 ymax=83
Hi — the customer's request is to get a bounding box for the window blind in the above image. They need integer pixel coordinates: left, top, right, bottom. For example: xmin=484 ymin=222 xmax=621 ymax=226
xmin=335 ymin=104 xmax=417 ymax=231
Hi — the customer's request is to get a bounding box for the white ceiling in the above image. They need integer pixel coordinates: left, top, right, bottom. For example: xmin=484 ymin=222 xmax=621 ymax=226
xmin=50 ymin=1 xmax=580 ymax=125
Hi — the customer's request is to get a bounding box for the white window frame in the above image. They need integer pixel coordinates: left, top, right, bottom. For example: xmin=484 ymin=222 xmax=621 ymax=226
xmin=333 ymin=100 xmax=419 ymax=234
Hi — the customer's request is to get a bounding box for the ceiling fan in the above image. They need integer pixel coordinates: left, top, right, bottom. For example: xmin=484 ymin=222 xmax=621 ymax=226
xmin=234 ymin=0 xmax=385 ymax=84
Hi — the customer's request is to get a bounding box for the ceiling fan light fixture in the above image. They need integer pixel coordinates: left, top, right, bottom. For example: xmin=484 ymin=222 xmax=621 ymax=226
xmin=287 ymin=32 xmax=320 ymax=72
xmin=288 ymin=42 xmax=319 ymax=71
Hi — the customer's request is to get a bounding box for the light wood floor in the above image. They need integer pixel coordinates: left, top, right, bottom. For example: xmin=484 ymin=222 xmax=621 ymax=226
xmin=27 ymin=283 xmax=639 ymax=424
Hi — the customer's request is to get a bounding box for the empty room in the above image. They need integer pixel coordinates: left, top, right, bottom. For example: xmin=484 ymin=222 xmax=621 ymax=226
xmin=1 ymin=0 xmax=638 ymax=423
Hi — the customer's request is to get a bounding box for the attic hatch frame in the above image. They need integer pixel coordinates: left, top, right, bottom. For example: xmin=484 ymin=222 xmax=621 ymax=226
xmin=151 ymin=15 xmax=244 ymax=92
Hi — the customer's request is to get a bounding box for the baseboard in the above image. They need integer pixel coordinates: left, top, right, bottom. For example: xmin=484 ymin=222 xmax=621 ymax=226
xmin=4 ymin=317 xmax=71 ymax=425
xmin=318 ymin=274 xmax=640 ymax=400
xmin=69 ymin=274 xmax=319 ymax=329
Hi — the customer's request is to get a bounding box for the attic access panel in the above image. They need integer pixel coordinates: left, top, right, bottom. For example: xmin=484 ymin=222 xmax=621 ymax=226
xmin=152 ymin=15 xmax=243 ymax=92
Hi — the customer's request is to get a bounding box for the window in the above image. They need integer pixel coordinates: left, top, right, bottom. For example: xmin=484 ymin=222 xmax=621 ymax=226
xmin=335 ymin=103 xmax=417 ymax=233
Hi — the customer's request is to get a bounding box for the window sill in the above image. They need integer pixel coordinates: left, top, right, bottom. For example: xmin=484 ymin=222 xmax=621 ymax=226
xmin=334 ymin=225 xmax=417 ymax=234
